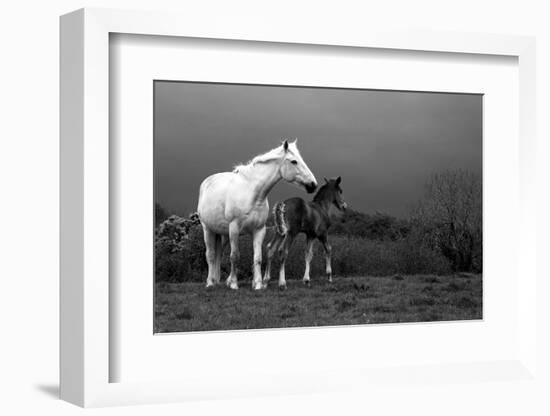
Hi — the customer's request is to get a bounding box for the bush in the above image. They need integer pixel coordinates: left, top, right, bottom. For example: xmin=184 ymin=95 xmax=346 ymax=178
xmin=155 ymin=222 xmax=451 ymax=283
xmin=155 ymin=225 xmax=206 ymax=282
xmin=323 ymin=235 xmax=450 ymax=278
xmin=155 ymin=215 xmax=205 ymax=282
xmin=330 ymin=210 xmax=410 ymax=241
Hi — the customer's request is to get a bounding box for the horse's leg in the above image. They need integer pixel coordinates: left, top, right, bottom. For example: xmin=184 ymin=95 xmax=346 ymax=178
xmin=213 ymin=234 xmax=225 ymax=284
xmin=262 ymin=233 xmax=283 ymax=288
xmin=203 ymin=228 xmax=217 ymax=287
xmin=226 ymin=221 xmax=240 ymax=290
xmin=278 ymin=234 xmax=295 ymax=290
xmin=302 ymin=236 xmax=315 ymax=286
xmin=251 ymin=226 xmax=266 ymax=290
xmin=320 ymin=234 xmax=333 ymax=283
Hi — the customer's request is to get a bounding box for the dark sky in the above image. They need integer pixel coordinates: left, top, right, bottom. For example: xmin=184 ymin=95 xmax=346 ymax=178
xmin=154 ymin=81 xmax=482 ymax=218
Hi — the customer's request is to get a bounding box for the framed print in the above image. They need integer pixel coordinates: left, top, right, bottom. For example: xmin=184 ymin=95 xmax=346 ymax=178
xmin=60 ymin=8 xmax=538 ymax=407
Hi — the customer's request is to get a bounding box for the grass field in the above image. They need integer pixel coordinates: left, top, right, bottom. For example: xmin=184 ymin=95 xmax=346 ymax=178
xmin=154 ymin=274 xmax=482 ymax=333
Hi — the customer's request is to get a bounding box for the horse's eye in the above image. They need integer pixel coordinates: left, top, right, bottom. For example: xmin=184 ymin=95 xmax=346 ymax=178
xmin=291 ymin=160 xmax=298 ymax=165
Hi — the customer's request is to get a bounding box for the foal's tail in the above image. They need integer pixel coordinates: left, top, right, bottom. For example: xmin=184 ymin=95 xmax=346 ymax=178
xmin=273 ymin=201 xmax=288 ymax=236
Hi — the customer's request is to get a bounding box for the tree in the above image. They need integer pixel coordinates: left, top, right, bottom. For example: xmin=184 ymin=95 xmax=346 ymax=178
xmin=413 ymin=169 xmax=482 ymax=272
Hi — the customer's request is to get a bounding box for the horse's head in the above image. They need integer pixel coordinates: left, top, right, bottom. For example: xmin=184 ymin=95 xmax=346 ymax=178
xmin=317 ymin=176 xmax=347 ymax=211
xmin=279 ymin=139 xmax=318 ymax=193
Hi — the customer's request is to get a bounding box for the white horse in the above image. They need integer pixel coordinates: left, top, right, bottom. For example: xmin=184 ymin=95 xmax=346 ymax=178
xmin=197 ymin=140 xmax=317 ymax=290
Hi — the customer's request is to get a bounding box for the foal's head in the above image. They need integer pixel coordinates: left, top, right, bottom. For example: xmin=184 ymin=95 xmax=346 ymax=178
xmin=314 ymin=177 xmax=347 ymax=211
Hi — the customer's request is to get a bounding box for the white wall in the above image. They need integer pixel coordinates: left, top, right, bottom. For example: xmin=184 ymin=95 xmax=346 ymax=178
xmin=1 ymin=1 xmax=548 ymax=415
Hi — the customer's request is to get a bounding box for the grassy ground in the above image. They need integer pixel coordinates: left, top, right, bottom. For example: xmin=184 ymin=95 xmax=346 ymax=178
xmin=154 ymin=274 xmax=482 ymax=333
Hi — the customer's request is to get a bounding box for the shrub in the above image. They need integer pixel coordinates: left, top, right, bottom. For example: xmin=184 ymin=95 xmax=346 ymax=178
xmin=155 ymin=220 xmax=451 ymax=283
xmin=155 ymin=215 xmax=205 ymax=282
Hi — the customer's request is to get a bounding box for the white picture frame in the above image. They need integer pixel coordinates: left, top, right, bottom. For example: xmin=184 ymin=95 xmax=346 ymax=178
xmin=60 ymin=7 xmax=537 ymax=407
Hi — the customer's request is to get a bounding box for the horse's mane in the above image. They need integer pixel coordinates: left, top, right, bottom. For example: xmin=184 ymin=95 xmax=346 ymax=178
xmin=313 ymin=180 xmax=339 ymax=204
xmin=312 ymin=183 xmax=330 ymax=203
xmin=232 ymin=143 xmax=292 ymax=174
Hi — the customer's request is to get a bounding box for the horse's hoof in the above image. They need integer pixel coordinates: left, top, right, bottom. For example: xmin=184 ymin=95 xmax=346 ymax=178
xmin=226 ymin=279 xmax=238 ymax=290
xmin=252 ymin=282 xmax=263 ymax=291
xmin=278 ymin=284 xmax=287 ymax=291
xmin=303 ymin=280 xmax=311 ymax=287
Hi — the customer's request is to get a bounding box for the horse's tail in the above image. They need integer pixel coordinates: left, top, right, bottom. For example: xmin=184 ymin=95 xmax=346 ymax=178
xmin=273 ymin=201 xmax=288 ymax=236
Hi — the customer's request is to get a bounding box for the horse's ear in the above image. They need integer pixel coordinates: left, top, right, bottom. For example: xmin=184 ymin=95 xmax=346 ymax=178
xmin=336 ymin=176 xmax=341 ymax=185
xmin=283 ymin=140 xmax=289 ymax=152
xmin=293 ymin=138 xmax=298 ymax=144
xmin=324 ymin=177 xmax=329 ymax=184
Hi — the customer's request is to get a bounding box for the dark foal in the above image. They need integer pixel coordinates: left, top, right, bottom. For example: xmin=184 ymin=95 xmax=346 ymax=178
xmin=263 ymin=177 xmax=347 ymax=289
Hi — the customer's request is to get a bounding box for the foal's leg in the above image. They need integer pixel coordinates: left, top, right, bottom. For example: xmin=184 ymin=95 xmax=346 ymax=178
xmin=203 ymin=228 xmax=217 ymax=288
xmin=262 ymin=233 xmax=283 ymax=288
xmin=302 ymin=236 xmax=315 ymax=286
xmin=226 ymin=221 xmax=240 ymax=290
xmin=320 ymin=235 xmax=333 ymax=283
xmin=251 ymin=226 xmax=266 ymax=290
xmin=278 ymin=234 xmax=295 ymax=290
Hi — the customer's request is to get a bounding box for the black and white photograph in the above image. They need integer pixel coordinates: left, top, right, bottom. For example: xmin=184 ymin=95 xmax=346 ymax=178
xmin=154 ymin=81 xmax=483 ymax=333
